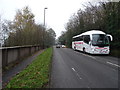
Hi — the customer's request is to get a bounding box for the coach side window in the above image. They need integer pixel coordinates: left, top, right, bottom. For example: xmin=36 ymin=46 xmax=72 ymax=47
xmin=76 ymin=37 xmax=79 ymax=41
xmin=83 ymin=35 xmax=90 ymax=44
xmin=79 ymin=36 xmax=83 ymax=41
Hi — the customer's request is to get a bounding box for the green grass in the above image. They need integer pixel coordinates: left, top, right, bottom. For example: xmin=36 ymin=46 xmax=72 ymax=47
xmin=6 ymin=47 xmax=53 ymax=88
xmin=110 ymin=49 xmax=120 ymax=58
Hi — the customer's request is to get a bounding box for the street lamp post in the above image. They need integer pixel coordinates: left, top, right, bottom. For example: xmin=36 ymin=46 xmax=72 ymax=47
xmin=44 ymin=7 xmax=48 ymax=26
xmin=43 ymin=7 xmax=48 ymax=49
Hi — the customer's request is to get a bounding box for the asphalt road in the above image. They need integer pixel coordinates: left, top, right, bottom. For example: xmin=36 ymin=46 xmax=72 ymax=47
xmin=50 ymin=47 xmax=120 ymax=88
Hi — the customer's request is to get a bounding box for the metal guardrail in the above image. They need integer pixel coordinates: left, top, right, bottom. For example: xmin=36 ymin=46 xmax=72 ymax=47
xmin=0 ymin=45 xmax=41 ymax=68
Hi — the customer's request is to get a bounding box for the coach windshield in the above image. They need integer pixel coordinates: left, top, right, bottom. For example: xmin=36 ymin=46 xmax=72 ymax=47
xmin=92 ymin=34 xmax=109 ymax=47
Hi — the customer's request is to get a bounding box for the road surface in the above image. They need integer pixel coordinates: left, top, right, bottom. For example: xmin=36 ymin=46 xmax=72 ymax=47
xmin=50 ymin=47 xmax=119 ymax=88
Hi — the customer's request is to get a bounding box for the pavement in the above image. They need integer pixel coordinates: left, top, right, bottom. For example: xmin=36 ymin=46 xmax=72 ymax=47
xmin=2 ymin=49 xmax=44 ymax=88
xmin=50 ymin=47 xmax=119 ymax=88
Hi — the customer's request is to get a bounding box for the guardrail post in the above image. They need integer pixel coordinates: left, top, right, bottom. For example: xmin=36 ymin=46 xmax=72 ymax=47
xmin=2 ymin=45 xmax=41 ymax=68
xmin=29 ymin=46 xmax=31 ymax=55
xmin=2 ymin=48 xmax=8 ymax=68
xmin=18 ymin=47 xmax=20 ymax=61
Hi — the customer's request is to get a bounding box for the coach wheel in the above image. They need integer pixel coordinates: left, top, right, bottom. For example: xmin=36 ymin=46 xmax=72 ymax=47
xmin=74 ymin=46 xmax=76 ymax=50
xmin=83 ymin=48 xmax=85 ymax=53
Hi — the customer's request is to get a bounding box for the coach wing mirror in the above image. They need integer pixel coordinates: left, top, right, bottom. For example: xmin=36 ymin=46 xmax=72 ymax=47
xmin=107 ymin=34 xmax=113 ymax=41
xmin=89 ymin=41 xmax=91 ymax=45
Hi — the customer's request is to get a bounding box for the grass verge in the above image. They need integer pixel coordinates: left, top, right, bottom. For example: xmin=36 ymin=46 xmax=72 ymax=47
xmin=110 ymin=49 xmax=120 ymax=58
xmin=6 ymin=47 xmax=53 ymax=88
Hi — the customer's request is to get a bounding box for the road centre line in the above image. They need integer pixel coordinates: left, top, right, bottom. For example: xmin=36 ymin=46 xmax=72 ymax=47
xmin=76 ymin=73 xmax=82 ymax=79
xmin=72 ymin=68 xmax=76 ymax=72
xmin=106 ymin=61 xmax=120 ymax=68
xmin=72 ymin=68 xmax=82 ymax=79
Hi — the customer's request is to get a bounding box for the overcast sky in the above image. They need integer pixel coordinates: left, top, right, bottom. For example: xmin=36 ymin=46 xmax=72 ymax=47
xmin=0 ymin=0 xmax=111 ymax=38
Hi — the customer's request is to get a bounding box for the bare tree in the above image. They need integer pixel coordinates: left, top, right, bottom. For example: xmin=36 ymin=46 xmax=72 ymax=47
xmin=4 ymin=6 xmax=56 ymax=48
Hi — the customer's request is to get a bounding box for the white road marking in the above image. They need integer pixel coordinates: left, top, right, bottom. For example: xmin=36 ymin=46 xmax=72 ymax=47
xmin=81 ymin=53 xmax=96 ymax=59
xmin=72 ymin=67 xmax=82 ymax=79
xmin=106 ymin=61 xmax=120 ymax=68
xmin=76 ymin=73 xmax=82 ymax=79
xmin=72 ymin=68 xmax=76 ymax=72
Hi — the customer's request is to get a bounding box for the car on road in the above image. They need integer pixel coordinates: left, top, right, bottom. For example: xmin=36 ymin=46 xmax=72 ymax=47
xmin=56 ymin=44 xmax=61 ymax=48
xmin=61 ymin=45 xmax=66 ymax=48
